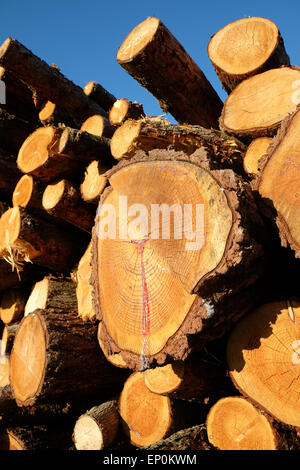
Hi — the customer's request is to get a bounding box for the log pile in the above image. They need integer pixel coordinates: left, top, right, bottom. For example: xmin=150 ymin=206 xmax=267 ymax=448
xmin=0 ymin=15 xmax=300 ymax=452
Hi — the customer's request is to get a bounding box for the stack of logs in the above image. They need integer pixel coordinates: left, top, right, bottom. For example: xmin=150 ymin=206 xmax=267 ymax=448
xmin=0 ymin=15 xmax=300 ymax=451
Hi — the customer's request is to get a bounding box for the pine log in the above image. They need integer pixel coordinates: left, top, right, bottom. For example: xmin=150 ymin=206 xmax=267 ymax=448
xmin=0 ymin=67 xmax=39 ymax=123
xmin=220 ymin=67 xmax=300 ymax=138
xmin=206 ymin=396 xmax=300 ymax=450
xmin=207 ymin=17 xmax=290 ymax=93
xmin=117 ymin=17 xmax=222 ymax=127
xmin=17 ymin=126 xmax=85 ymax=183
xmin=91 ymin=147 xmax=266 ymax=370
xmin=10 ymin=308 xmax=130 ymax=407
xmin=109 ymin=99 xmax=145 ymax=127
xmin=58 ymin=127 xmax=114 ymax=165
xmin=119 ymin=371 xmax=203 ymax=447
xmin=256 ymin=109 xmax=300 ymax=257
xmin=0 ymin=424 xmax=73 ymax=450
xmin=24 ymin=275 xmax=77 ymax=316
xmin=0 ymin=288 xmax=27 ymax=324
xmin=73 ymin=400 xmax=119 ymax=450
xmin=83 ymin=81 xmax=116 ymax=112
xmin=243 ymin=137 xmax=272 ymax=176
xmin=143 ymin=356 xmax=223 ymax=401
xmin=142 ymin=425 xmax=211 ymax=450
xmin=75 ymin=243 xmax=96 ymax=322
xmin=0 ymin=38 xmax=107 ymax=121
xmin=227 ymin=300 xmax=300 ymax=427
xmin=0 ymin=206 xmax=87 ymax=273
xmin=80 ymin=160 xmax=108 ymax=205
xmin=42 ymin=179 xmax=96 ymax=233
xmin=110 ymin=118 xmax=246 ymax=173
xmin=81 ymin=114 xmax=115 ymax=138
xmin=39 ymin=100 xmax=79 ymax=128
xmin=0 ymin=108 xmax=34 ymax=154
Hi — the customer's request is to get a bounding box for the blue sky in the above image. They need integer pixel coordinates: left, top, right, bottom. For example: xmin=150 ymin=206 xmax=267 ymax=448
xmin=1 ymin=0 xmax=299 ymax=120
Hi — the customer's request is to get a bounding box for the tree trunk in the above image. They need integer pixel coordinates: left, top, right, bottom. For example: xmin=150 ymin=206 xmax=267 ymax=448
xmin=255 ymin=109 xmax=300 ymax=257
xmin=207 ymin=17 xmax=290 ymax=93
xmin=109 ymin=99 xmax=145 ymax=127
xmin=58 ymin=127 xmax=114 ymax=166
xmin=0 ymin=206 xmax=87 ymax=273
xmin=220 ymin=67 xmax=300 ymax=139
xmin=10 ymin=308 xmax=129 ymax=407
xmin=42 ymin=179 xmax=97 ymax=233
xmin=17 ymin=126 xmax=85 ymax=183
xmin=73 ymin=400 xmax=119 ymax=450
xmin=24 ymin=275 xmax=77 ymax=316
xmin=0 ymin=38 xmax=107 ymax=122
xmin=0 ymin=288 xmax=27 ymax=324
xmin=117 ymin=17 xmax=222 ymax=128
xmin=81 ymin=114 xmax=115 ymax=138
xmin=91 ymin=147 xmax=266 ymax=370
xmin=243 ymin=137 xmax=272 ymax=176
xmin=83 ymin=81 xmax=116 ymax=113
xmin=80 ymin=160 xmax=108 ymax=205
xmin=206 ymin=396 xmax=300 ymax=450
xmin=227 ymin=299 xmax=300 ymax=428
xmin=110 ymin=118 xmax=246 ymax=174
xmin=0 ymin=67 xmax=39 ymax=123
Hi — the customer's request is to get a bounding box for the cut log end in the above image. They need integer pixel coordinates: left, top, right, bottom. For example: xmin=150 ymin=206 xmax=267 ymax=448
xmin=38 ymin=101 xmax=56 ymax=122
xmin=143 ymin=362 xmax=184 ymax=395
xmin=227 ymin=300 xmax=300 ymax=427
xmin=119 ymin=372 xmax=172 ymax=447
xmin=109 ymin=99 xmax=144 ymax=127
xmin=10 ymin=313 xmax=46 ymax=405
xmin=81 ymin=114 xmax=106 ymax=137
xmin=206 ymin=396 xmax=278 ymax=450
xmin=243 ymin=137 xmax=272 ymax=175
xmin=42 ymin=180 xmax=65 ymax=211
xmin=110 ymin=119 xmax=141 ymax=160
xmin=80 ymin=161 xmax=107 ymax=204
xmin=12 ymin=175 xmax=34 ymax=208
xmin=73 ymin=415 xmax=105 ymax=450
xmin=117 ymin=17 xmax=160 ymax=64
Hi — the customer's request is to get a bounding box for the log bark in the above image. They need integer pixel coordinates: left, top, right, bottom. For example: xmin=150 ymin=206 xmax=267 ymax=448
xmin=73 ymin=400 xmax=119 ymax=450
xmin=1 ymin=322 xmax=19 ymax=354
xmin=256 ymin=109 xmax=300 ymax=257
xmin=0 ymin=38 xmax=107 ymax=122
xmin=83 ymin=81 xmax=116 ymax=113
xmin=42 ymin=179 xmax=97 ymax=233
xmin=220 ymin=67 xmax=300 ymax=139
xmin=0 ymin=206 xmax=87 ymax=273
xmin=109 ymin=99 xmax=145 ymax=127
xmin=119 ymin=371 xmax=205 ymax=447
xmin=81 ymin=114 xmax=115 ymax=138
xmin=243 ymin=137 xmax=272 ymax=176
xmin=0 ymin=108 xmax=34 ymax=154
xmin=117 ymin=17 xmax=222 ymax=127
xmin=0 ymin=288 xmax=27 ymax=324
xmin=91 ymin=147 xmax=266 ymax=370
xmin=80 ymin=160 xmax=108 ymax=205
xmin=0 ymin=148 xmax=21 ymax=200
xmin=0 ymin=260 xmax=36 ymax=293
xmin=0 ymin=424 xmax=73 ymax=450
xmin=98 ymin=322 xmax=129 ymax=368
xmin=227 ymin=299 xmax=300 ymax=428
xmin=10 ymin=308 xmax=130 ymax=407
xmin=110 ymin=118 xmax=246 ymax=174
xmin=17 ymin=126 xmax=85 ymax=183
xmin=58 ymin=127 xmax=114 ymax=166
xmin=206 ymin=396 xmax=300 ymax=450
xmin=207 ymin=17 xmax=290 ymax=93
xmin=0 ymin=67 xmax=39 ymax=123
xmin=24 ymin=275 xmax=77 ymax=316
xmin=142 ymin=425 xmax=211 ymax=450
